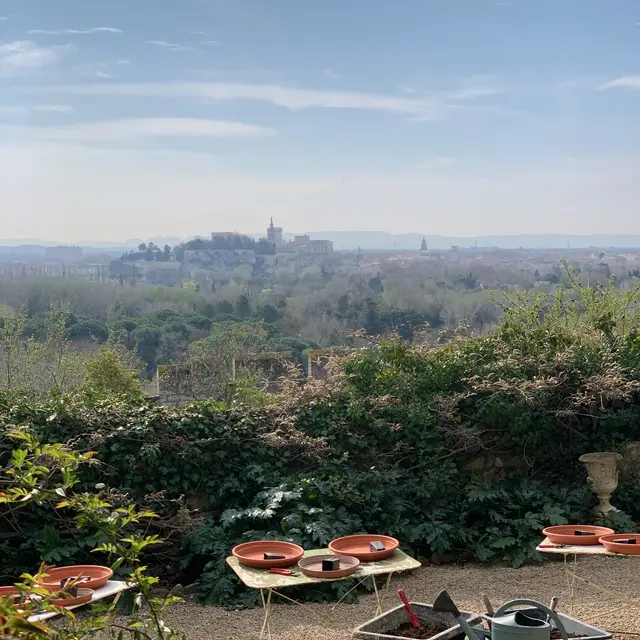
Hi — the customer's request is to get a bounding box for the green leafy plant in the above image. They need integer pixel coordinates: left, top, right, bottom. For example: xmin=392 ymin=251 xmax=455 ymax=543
xmin=0 ymin=426 xmax=184 ymax=640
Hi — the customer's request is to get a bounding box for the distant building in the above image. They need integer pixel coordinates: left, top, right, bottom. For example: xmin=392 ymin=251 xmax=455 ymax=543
xmin=45 ymin=246 xmax=83 ymax=262
xmin=284 ymin=233 xmax=333 ymax=254
xmin=267 ymin=218 xmax=284 ymax=248
xmin=309 ymin=239 xmax=334 ymax=254
xmin=292 ymin=235 xmax=311 ymax=246
xmin=265 ymin=219 xmax=333 ymax=254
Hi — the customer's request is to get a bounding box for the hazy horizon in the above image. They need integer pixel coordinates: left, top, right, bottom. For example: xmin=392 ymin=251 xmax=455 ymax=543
xmin=5 ymin=231 xmax=640 ymax=253
xmin=1 ymin=0 xmax=639 ymax=241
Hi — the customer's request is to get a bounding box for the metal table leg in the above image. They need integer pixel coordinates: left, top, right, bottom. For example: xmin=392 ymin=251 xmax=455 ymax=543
xmin=259 ymin=588 xmax=273 ymax=640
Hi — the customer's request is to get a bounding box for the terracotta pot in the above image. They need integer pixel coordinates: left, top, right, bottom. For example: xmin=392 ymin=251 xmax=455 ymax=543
xmin=328 ymin=535 xmax=399 ymax=562
xmin=298 ymin=554 xmax=360 ymax=579
xmin=579 ymin=452 xmax=622 ymax=514
xmin=542 ymin=525 xmax=614 ymax=546
xmin=37 ymin=565 xmax=113 ymax=591
xmin=232 ymin=541 xmax=304 ymax=569
xmin=47 ymin=588 xmax=94 ymax=607
xmin=599 ymin=534 xmax=640 ymax=555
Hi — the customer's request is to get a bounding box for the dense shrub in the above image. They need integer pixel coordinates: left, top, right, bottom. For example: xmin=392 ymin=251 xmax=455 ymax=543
xmin=2 ymin=273 xmax=640 ymax=606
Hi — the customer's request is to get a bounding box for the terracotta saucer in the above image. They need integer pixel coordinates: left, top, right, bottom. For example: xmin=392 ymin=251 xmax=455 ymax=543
xmin=0 ymin=586 xmax=21 ymax=604
xmin=298 ymin=555 xmax=360 ymax=579
xmin=599 ymin=534 xmax=640 ymax=555
xmin=328 ymin=535 xmax=399 ymax=562
xmin=542 ymin=525 xmax=614 ymax=546
xmin=38 ymin=565 xmax=113 ymax=590
xmin=232 ymin=541 xmax=304 ymax=568
xmin=48 ymin=588 xmax=94 ymax=607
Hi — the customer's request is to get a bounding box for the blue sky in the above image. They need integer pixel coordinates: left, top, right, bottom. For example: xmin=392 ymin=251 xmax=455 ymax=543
xmin=0 ymin=0 xmax=639 ymax=242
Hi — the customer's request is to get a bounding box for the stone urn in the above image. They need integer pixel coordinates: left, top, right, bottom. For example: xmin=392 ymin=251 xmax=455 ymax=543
xmin=579 ymin=452 xmax=623 ymax=514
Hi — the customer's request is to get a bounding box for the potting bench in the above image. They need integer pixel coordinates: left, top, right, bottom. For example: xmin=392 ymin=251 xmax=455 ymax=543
xmin=28 ymin=580 xmax=131 ymax=622
xmin=537 ymin=537 xmax=640 ymax=622
xmin=226 ymin=548 xmax=421 ymax=640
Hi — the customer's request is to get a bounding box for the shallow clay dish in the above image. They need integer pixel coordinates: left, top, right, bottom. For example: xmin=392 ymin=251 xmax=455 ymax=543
xmin=298 ymin=554 xmax=360 ymax=579
xmin=328 ymin=535 xmax=399 ymax=562
xmin=48 ymin=588 xmax=94 ymax=607
xmin=599 ymin=534 xmax=640 ymax=555
xmin=232 ymin=541 xmax=304 ymax=568
xmin=542 ymin=525 xmax=614 ymax=546
xmin=0 ymin=586 xmax=20 ymax=602
xmin=38 ymin=565 xmax=113 ymax=590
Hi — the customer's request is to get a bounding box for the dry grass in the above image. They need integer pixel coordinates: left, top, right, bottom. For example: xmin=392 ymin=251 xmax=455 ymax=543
xmin=162 ymin=557 xmax=640 ymax=639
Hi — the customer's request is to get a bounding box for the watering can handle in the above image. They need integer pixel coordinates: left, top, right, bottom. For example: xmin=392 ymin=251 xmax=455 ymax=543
xmin=493 ymin=600 xmax=568 ymax=640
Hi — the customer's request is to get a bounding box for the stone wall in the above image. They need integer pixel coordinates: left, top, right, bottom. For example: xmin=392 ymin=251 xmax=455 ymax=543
xmin=157 ymin=357 xmax=230 ymax=405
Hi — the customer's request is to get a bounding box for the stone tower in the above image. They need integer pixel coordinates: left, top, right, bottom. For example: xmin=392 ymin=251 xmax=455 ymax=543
xmin=267 ymin=217 xmax=284 ymax=248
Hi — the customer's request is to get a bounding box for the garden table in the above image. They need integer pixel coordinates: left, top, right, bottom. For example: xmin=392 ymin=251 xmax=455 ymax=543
xmin=28 ymin=580 xmax=132 ymax=623
xmin=226 ymin=548 xmax=421 ymax=640
xmin=537 ymin=537 xmax=639 ymax=622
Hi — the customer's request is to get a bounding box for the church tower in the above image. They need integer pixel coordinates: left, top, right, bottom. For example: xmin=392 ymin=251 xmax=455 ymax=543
xmin=267 ymin=217 xmax=284 ymax=248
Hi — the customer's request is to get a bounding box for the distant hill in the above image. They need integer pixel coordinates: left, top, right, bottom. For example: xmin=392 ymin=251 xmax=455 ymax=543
xmin=2 ymin=233 xmax=640 ymax=256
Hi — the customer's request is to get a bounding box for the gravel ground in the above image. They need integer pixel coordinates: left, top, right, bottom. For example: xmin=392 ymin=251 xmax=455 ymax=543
xmin=160 ymin=556 xmax=640 ymax=640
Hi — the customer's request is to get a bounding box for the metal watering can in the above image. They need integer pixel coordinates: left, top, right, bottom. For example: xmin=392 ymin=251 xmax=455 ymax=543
xmin=488 ymin=600 xmax=569 ymax=640
xmin=433 ymin=592 xmax=569 ymax=640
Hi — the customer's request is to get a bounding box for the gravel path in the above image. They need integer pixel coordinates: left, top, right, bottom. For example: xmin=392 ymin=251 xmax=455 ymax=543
xmin=163 ymin=556 xmax=640 ymax=639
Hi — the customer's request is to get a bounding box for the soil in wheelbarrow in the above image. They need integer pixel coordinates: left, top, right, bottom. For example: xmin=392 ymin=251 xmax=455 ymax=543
xmin=550 ymin=632 xmax=580 ymax=640
xmin=393 ymin=620 xmax=450 ymax=639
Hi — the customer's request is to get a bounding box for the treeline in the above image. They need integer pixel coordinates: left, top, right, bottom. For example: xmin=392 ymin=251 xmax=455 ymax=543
xmin=0 ymin=276 xmax=462 ymax=377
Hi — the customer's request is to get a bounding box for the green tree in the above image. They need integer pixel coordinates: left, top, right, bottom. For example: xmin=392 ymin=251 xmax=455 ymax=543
xmin=235 ymin=294 xmax=252 ymax=319
xmin=133 ymin=325 xmax=162 ymax=371
xmin=83 ymin=343 xmax=143 ymax=399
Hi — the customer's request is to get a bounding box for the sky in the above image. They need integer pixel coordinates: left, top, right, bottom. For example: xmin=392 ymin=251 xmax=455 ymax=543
xmin=0 ymin=0 xmax=639 ymax=243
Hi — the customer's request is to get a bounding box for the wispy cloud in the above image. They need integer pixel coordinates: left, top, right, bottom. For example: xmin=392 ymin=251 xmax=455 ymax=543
xmin=32 ymin=104 xmax=74 ymax=113
xmin=199 ymin=40 xmax=218 ymax=47
xmin=5 ymin=118 xmax=275 ymax=142
xmin=0 ymin=16 xmax=8 ymax=21
xmin=47 ymin=81 xmax=499 ymax=120
xmin=599 ymin=76 xmax=640 ymax=90
xmin=322 ymin=69 xmax=341 ymax=80
xmin=0 ymin=103 xmax=74 ymax=117
xmin=145 ymin=40 xmax=194 ymax=52
xmin=116 ymin=59 xmax=131 ymax=66
xmin=28 ymin=27 xmax=122 ymax=35
xmin=189 ymin=31 xmax=207 ymax=35
xmin=0 ymin=41 xmax=72 ymax=77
